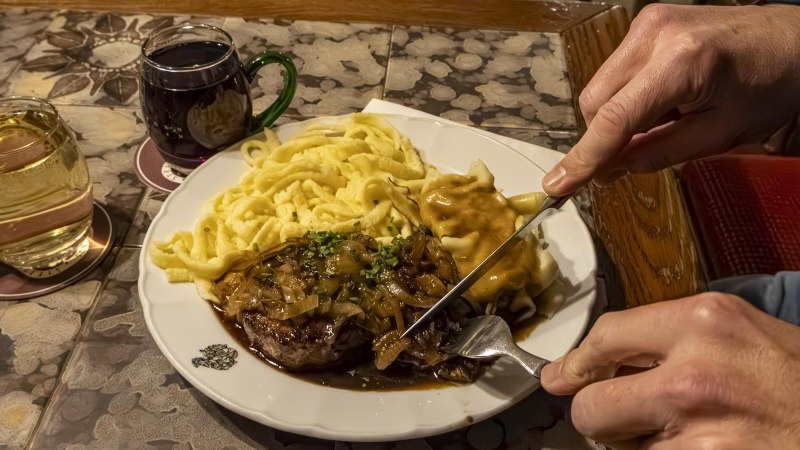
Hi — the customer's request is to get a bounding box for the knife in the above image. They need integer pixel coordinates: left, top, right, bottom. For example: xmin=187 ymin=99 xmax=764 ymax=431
xmin=401 ymin=195 xmax=571 ymax=339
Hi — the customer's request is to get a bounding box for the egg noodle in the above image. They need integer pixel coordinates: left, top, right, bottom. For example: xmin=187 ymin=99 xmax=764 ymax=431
xmin=150 ymin=114 xmax=438 ymax=288
xmin=150 ymin=113 xmax=559 ymax=314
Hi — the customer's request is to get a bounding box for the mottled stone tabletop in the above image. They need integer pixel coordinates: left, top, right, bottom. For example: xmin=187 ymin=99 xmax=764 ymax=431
xmin=0 ymin=8 xmax=606 ymax=450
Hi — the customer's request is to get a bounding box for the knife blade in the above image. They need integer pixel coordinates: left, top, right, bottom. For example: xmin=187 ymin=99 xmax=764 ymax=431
xmin=400 ymin=194 xmax=570 ymax=339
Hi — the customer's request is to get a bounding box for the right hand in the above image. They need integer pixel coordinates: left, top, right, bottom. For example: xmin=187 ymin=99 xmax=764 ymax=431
xmin=541 ymin=293 xmax=800 ymax=449
xmin=542 ymin=4 xmax=800 ymax=196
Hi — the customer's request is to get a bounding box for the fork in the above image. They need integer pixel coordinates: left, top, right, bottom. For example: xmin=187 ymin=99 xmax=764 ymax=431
xmin=442 ymin=315 xmax=551 ymax=378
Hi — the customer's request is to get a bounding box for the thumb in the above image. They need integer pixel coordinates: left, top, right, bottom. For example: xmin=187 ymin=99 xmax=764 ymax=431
xmin=542 ymin=101 xmax=632 ymax=196
xmin=540 ymin=357 xmax=568 ymax=394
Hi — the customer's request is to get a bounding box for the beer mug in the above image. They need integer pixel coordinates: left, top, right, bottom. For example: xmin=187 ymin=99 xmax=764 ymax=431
xmin=139 ymin=23 xmax=298 ymax=174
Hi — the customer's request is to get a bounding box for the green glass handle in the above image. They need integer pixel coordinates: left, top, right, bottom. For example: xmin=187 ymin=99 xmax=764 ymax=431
xmin=243 ymin=51 xmax=298 ymax=133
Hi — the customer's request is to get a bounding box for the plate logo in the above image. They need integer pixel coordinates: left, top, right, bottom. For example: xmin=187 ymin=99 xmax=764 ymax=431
xmin=192 ymin=344 xmax=238 ymax=370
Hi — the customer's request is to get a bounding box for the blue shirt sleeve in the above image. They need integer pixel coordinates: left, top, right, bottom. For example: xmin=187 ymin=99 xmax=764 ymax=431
xmin=709 ymin=271 xmax=800 ymax=326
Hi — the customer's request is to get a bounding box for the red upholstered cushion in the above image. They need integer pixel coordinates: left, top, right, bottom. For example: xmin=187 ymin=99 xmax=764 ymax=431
xmin=681 ymin=154 xmax=800 ymax=280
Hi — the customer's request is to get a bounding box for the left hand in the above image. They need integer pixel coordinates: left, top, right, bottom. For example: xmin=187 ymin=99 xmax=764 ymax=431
xmin=540 ymin=292 xmax=800 ymax=449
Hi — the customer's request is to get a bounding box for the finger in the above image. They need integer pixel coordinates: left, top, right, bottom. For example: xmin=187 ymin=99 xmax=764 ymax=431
xmin=590 ymin=109 xmax=684 ymax=185
xmin=570 ymin=367 xmax=672 ymax=443
xmin=648 ymin=109 xmax=682 ymax=129
xmin=617 ymin=111 xmax=735 ymax=173
xmin=591 ymin=110 xmax=684 ymax=185
xmin=542 ymin=60 xmax=694 ymax=196
xmin=580 ymin=36 xmax=652 ymax=125
xmin=578 ymin=1 xmax=688 ymax=124
xmin=579 ymin=13 xmax=665 ymax=125
xmin=541 ymin=301 xmax=687 ymax=395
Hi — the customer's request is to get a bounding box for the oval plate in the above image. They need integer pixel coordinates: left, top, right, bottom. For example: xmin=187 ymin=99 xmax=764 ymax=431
xmin=138 ymin=114 xmax=596 ymax=441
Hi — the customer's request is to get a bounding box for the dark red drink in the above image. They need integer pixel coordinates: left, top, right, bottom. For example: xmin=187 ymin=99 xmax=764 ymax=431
xmin=139 ymin=24 xmax=297 ymax=173
xmin=140 ymin=40 xmax=252 ymax=171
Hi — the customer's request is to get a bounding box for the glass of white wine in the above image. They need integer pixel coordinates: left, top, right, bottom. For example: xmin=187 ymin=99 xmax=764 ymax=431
xmin=0 ymin=96 xmax=93 ymax=278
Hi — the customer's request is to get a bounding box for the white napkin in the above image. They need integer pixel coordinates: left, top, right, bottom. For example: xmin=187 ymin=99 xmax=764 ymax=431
xmin=363 ymin=99 xmax=565 ymax=173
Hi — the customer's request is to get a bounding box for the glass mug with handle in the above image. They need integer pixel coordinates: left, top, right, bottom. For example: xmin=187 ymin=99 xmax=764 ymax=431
xmin=139 ymin=23 xmax=298 ymax=174
xmin=0 ymin=96 xmax=93 ymax=278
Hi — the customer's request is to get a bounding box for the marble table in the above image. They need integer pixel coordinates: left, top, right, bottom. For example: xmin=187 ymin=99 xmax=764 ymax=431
xmin=0 ymin=6 xmax=661 ymax=449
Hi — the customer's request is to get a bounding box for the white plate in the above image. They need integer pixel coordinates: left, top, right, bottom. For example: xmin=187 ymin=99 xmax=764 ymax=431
xmin=138 ymin=114 xmax=596 ymax=441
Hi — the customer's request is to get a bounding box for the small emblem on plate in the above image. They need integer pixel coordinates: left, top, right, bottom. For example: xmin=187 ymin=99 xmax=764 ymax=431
xmin=192 ymin=344 xmax=238 ymax=370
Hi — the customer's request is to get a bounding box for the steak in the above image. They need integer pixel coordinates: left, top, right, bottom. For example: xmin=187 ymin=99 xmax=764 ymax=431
xmin=212 ymin=231 xmax=483 ymax=380
xmin=242 ymin=312 xmax=371 ymax=371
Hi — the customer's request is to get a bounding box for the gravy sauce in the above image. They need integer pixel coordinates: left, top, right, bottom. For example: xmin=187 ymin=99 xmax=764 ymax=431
xmin=212 ymin=304 xmax=543 ymax=391
xmin=420 ymin=171 xmax=539 ymax=301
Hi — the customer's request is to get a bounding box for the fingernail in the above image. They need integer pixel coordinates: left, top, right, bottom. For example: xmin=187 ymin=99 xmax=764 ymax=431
xmin=540 ymin=360 xmax=562 ymax=390
xmin=543 ymin=165 xmax=566 ymax=189
xmin=542 ymin=359 xmax=562 ymax=378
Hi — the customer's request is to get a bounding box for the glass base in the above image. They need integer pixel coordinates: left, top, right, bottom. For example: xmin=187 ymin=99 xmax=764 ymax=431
xmin=13 ymin=238 xmax=90 ymax=278
xmin=1 ymin=203 xmax=114 ymax=299
xmin=0 ymin=215 xmax=92 ymax=278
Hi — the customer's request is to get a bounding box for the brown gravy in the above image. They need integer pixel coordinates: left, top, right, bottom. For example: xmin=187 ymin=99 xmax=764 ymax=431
xmin=212 ymin=304 xmax=543 ymax=391
xmin=420 ymin=172 xmax=539 ymax=301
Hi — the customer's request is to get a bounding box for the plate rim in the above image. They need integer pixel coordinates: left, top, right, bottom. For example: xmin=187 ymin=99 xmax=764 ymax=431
xmin=138 ymin=113 xmax=596 ymax=441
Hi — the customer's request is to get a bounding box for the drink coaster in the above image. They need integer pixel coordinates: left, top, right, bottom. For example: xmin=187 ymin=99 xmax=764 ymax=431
xmin=134 ymin=137 xmax=185 ymax=194
xmin=0 ymin=203 xmax=114 ymax=300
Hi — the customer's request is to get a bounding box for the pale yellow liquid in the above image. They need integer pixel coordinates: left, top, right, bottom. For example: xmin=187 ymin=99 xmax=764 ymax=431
xmin=0 ymin=109 xmax=93 ymax=274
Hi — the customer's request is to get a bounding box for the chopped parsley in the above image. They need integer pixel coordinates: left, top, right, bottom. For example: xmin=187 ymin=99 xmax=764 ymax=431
xmin=300 ymin=232 xmax=407 ymax=281
xmin=372 ymin=199 xmax=379 ymax=205
xmin=251 ymin=265 xmax=273 ymax=282
xmin=252 ymin=242 xmax=259 ymax=252
xmin=303 ymin=231 xmax=347 ymax=261
xmin=361 ymin=236 xmax=406 ymax=280
xmin=313 ymin=285 xmax=327 ymax=295
xmin=292 ymin=211 xmax=298 ymax=218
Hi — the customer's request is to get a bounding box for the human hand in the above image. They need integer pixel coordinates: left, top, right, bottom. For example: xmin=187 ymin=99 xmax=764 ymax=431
xmin=542 ymin=4 xmax=800 ymax=196
xmin=541 ymin=293 xmax=800 ymax=449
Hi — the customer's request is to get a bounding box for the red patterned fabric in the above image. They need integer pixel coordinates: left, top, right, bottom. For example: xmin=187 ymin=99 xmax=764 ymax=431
xmin=681 ymin=155 xmax=800 ymax=280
